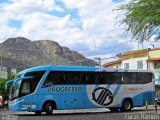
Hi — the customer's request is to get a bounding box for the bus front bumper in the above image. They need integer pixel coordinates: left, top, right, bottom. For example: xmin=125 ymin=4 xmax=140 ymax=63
xmin=9 ymin=99 xmax=21 ymax=111
xmin=9 ymin=99 xmax=38 ymax=111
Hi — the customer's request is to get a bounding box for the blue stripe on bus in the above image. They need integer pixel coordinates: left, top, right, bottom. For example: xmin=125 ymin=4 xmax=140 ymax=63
xmin=106 ymin=84 xmax=111 ymax=89
xmin=95 ymin=85 xmax=99 ymax=89
xmin=113 ymin=84 xmax=121 ymax=97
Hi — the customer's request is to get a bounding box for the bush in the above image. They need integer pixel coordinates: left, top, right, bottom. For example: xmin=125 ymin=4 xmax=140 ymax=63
xmin=0 ymin=74 xmax=15 ymax=100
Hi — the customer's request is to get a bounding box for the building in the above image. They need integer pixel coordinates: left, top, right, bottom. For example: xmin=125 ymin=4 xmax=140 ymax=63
xmin=0 ymin=66 xmax=18 ymax=79
xmin=11 ymin=68 xmax=17 ymax=75
xmin=103 ymin=48 xmax=160 ymax=99
xmin=121 ymin=49 xmax=149 ymax=70
xmin=148 ymin=49 xmax=160 ymax=73
xmin=147 ymin=49 xmax=160 ymax=99
xmin=103 ymin=59 xmax=122 ymax=69
xmin=103 ymin=49 xmax=149 ymax=70
xmin=0 ymin=66 xmax=7 ymax=79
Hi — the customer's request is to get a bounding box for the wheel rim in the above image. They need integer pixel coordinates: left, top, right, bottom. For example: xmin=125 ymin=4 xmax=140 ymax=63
xmin=124 ymin=102 xmax=131 ymax=110
xmin=49 ymin=105 xmax=53 ymax=111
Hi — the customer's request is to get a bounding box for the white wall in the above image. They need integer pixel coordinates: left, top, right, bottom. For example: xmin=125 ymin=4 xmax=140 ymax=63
xmin=0 ymin=66 xmax=7 ymax=79
xmin=121 ymin=57 xmax=148 ymax=70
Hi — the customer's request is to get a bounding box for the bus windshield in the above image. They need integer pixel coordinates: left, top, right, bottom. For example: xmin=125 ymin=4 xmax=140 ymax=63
xmin=9 ymin=71 xmax=45 ymax=100
xmin=9 ymin=80 xmax=21 ymax=100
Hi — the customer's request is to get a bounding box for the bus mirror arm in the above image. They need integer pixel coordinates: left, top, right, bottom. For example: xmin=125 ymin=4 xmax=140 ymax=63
xmin=5 ymin=79 xmax=14 ymax=90
xmin=13 ymin=76 xmax=35 ymax=87
xmin=13 ymin=78 xmax=23 ymax=87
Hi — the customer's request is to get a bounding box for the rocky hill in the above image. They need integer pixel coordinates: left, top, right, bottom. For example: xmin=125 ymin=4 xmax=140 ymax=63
xmin=0 ymin=37 xmax=97 ymax=71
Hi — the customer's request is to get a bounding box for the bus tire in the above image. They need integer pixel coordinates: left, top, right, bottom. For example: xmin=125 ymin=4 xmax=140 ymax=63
xmin=34 ymin=111 xmax=42 ymax=115
xmin=45 ymin=102 xmax=54 ymax=115
xmin=121 ymin=99 xmax=133 ymax=112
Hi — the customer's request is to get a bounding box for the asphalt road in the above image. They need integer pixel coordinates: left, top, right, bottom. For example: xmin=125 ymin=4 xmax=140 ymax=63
xmin=1 ymin=106 xmax=160 ymax=120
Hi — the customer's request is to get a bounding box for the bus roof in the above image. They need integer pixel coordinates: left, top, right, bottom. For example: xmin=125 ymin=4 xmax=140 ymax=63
xmin=16 ymin=65 xmax=153 ymax=76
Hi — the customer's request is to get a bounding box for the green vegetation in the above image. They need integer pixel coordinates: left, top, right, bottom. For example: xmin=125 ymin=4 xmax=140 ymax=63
xmin=117 ymin=0 xmax=160 ymax=43
xmin=0 ymin=74 xmax=15 ymax=100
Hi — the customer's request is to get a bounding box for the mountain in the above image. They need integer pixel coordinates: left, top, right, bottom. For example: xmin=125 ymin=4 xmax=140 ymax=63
xmin=0 ymin=37 xmax=98 ymax=71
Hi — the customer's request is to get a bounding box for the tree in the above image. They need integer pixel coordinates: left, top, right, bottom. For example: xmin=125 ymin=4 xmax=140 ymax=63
xmin=0 ymin=74 xmax=15 ymax=100
xmin=117 ymin=0 xmax=160 ymax=43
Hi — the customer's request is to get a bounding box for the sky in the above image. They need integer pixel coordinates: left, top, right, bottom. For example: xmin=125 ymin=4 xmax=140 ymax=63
xmin=0 ymin=0 xmax=160 ymax=64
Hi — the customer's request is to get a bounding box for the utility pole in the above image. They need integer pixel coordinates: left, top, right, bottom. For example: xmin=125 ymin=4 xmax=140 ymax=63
xmin=94 ymin=56 xmax=117 ymax=67
xmin=94 ymin=57 xmax=101 ymax=67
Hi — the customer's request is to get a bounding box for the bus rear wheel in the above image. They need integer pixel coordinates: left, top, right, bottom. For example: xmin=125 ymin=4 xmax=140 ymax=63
xmin=45 ymin=102 xmax=54 ymax=115
xmin=121 ymin=99 xmax=132 ymax=112
xmin=34 ymin=111 xmax=42 ymax=115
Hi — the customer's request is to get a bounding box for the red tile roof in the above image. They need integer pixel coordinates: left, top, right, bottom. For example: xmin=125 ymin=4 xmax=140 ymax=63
xmin=103 ymin=59 xmax=122 ymax=67
xmin=147 ymin=58 xmax=160 ymax=61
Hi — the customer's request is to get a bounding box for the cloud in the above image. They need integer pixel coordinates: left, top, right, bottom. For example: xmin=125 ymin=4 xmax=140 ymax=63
xmin=0 ymin=0 xmax=148 ymax=60
xmin=3 ymin=0 xmax=64 ymax=14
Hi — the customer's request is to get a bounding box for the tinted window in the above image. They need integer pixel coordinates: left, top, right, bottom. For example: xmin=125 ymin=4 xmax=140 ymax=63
xmin=20 ymin=80 xmax=31 ymax=96
xmin=112 ymin=73 xmax=122 ymax=84
xmin=121 ymin=72 xmax=136 ymax=84
xmin=43 ymin=71 xmax=152 ymax=85
xmin=104 ymin=72 xmax=112 ymax=84
xmin=43 ymin=72 xmax=54 ymax=86
xmin=136 ymin=73 xmax=152 ymax=84
xmin=20 ymin=71 xmax=45 ymax=97
xmin=121 ymin=72 xmax=152 ymax=84
xmin=24 ymin=71 xmax=45 ymax=91
xmin=82 ymin=73 xmax=96 ymax=84
xmin=43 ymin=71 xmax=99 ymax=85
xmin=104 ymin=72 xmax=121 ymax=84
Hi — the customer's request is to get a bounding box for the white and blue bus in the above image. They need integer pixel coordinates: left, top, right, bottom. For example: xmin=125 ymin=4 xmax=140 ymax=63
xmin=6 ymin=65 xmax=155 ymax=115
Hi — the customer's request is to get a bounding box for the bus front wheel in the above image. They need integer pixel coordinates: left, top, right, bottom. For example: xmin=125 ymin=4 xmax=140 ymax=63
xmin=121 ymin=99 xmax=133 ymax=112
xmin=45 ymin=102 xmax=54 ymax=115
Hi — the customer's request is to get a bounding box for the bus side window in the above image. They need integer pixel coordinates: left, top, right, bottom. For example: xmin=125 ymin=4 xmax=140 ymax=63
xmin=61 ymin=73 xmax=67 ymax=84
xmin=83 ymin=73 xmax=95 ymax=84
xmin=121 ymin=72 xmax=129 ymax=84
xmin=121 ymin=72 xmax=135 ymax=84
xmin=104 ymin=72 xmax=112 ymax=84
xmin=112 ymin=73 xmax=122 ymax=84
xmin=52 ymin=72 xmax=62 ymax=85
xmin=90 ymin=74 xmax=95 ymax=84
xmin=67 ymin=72 xmax=76 ymax=84
xmin=136 ymin=72 xmax=152 ymax=84
xmin=75 ymin=72 xmax=84 ymax=84
xmin=43 ymin=72 xmax=54 ymax=86
xmin=145 ymin=73 xmax=152 ymax=83
xmin=83 ymin=74 xmax=89 ymax=84
xmin=94 ymin=73 xmax=99 ymax=84
xmin=131 ymin=73 xmax=137 ymax=84
xmin=20 ymin=81 xmax=31 ymax=96
xmin=99 ymin=74 xmax=105 ymax=84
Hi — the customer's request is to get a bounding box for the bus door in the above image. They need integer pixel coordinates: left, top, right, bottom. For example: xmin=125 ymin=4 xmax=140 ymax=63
xmin=19 ymin=79 xmax=37 ymax=110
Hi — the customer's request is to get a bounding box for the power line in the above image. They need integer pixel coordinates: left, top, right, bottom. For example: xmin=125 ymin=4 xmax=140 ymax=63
xmin=94 ymin=56 xmax=117 ymax=67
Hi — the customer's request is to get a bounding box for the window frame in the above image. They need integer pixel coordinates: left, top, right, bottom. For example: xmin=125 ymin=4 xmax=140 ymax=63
xmin=124 ymin=63 xmax=129 ymax=69
xmin=19 ymin=71 xmax=45 ymax=97
xmin=137 ymin=60 xmax=143 ymax=69
xmin=154 ymin=61 xmax=160 ymax=69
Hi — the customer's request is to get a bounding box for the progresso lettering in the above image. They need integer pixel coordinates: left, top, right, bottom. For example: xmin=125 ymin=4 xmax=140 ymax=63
xmin=48 ymin=87 xmax=82 ymax=92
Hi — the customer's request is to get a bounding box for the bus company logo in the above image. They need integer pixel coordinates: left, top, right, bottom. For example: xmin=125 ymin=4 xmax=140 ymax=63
xmin=92 ymin=87 xmax=113 ymax=106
